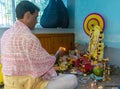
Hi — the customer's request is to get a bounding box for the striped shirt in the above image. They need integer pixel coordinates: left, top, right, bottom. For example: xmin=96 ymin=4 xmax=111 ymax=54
xmin=0 ymin=20 xmax=57 ymax=78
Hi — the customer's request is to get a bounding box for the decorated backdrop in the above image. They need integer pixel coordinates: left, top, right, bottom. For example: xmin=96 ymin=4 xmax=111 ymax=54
xmin=75 ymin=0 xmax=120 ymax=49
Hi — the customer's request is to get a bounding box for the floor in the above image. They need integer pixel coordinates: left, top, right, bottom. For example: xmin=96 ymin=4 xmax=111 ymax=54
xmin=75 ymin=74 xmax=120 ymax=89
xmin=0 ymin=74 xmax=120 ymax=89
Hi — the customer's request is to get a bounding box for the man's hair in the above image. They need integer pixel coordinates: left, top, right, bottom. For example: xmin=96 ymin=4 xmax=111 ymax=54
xmin=16 ymin=1 xmax=40 ymax=19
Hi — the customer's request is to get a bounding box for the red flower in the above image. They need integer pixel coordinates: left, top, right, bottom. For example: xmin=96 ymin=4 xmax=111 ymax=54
xmin=74 ymin=57 xmax=93 ymax=73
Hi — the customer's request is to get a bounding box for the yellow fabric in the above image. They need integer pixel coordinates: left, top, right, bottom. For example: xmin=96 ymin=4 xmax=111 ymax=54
xmin=3 ymin=75 xmax=48 ymax=89
xmin=0 ymin=64 xmax=4 ymax=85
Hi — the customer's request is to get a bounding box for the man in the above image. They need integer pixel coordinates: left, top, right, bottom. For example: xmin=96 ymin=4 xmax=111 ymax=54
xmin=0 ymin=1 xmax=78 ymax=89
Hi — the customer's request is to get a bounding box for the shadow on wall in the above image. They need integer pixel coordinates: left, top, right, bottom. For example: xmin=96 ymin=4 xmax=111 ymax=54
xmin=104 ymin=47 xmax=120 ymax=67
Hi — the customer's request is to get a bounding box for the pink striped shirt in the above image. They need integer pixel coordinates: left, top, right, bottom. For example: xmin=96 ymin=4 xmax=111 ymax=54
xmin=0 ymin=20 xmax=57 ymax=78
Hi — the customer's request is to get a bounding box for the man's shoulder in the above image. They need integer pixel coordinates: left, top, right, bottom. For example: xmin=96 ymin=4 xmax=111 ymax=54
xmin=1 ymin=28 xmax=11 ymax=38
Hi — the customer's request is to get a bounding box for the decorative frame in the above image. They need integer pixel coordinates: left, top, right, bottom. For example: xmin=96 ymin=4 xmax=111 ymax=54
xmin=83 ymin=13 xmax=105 ymax=36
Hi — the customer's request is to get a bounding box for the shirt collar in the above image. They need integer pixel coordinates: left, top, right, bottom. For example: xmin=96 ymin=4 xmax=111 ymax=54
xmin=14 ymin=20 xmax=31 ymax=32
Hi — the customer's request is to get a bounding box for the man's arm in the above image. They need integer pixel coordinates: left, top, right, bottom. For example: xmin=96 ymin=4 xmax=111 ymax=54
xmin=55 ymin=47 xmax=66 ymax=60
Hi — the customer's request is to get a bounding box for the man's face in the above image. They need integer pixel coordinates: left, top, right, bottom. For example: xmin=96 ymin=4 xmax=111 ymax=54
xmin=27 ymin=10 xmax=39 ymax=30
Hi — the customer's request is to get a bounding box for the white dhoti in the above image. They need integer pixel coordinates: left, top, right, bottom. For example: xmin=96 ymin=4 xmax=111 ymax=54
xmin=46 ymin=74 xmax=78 ymax=89
xmin=3 ymin=74 xmax=78 ymax=89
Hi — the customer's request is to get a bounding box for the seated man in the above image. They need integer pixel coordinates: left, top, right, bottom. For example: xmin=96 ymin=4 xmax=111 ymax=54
xmin=0 ymin=1 xmax=78 ymax=89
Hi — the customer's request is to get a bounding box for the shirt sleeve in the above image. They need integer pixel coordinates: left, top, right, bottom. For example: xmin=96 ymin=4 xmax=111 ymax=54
xmin=24 ymin=35 xmax=56 ymax=78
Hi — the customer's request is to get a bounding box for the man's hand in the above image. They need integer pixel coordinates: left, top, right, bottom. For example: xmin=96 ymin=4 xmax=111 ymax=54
xmin=55 ymin=47 xmax=66 ymax=59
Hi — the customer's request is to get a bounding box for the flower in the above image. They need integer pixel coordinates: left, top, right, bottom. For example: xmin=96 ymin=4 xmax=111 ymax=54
xmin=54 ymin=55 xmax=76 ymax=73
xmin=74 ymin=56 xmax=93 ymax=74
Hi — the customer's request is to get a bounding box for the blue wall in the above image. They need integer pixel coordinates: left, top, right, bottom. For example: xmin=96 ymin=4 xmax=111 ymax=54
xmin=75 ymin=0 xmax=120 ymax=48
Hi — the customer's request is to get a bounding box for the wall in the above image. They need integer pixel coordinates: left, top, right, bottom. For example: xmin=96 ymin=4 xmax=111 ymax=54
xmin=0 ymin=28 xmax=74 ymax=38
xmin=75 ymin=0 xmax=120 ymax=67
